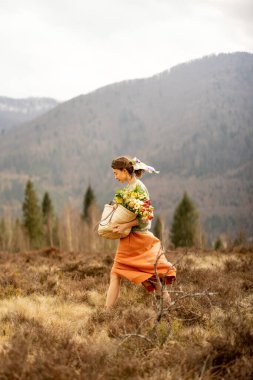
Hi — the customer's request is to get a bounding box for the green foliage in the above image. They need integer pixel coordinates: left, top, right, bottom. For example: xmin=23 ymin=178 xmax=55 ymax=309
xmin=22 ymin=180 xmax=43 ymax=248
xmin=42 ymin=192 xmax=54 ymax=223
xmin=214 ymin=237 xmax=222 ymax=250
xmin=42 ymin=192 xmax=55 ymax=246
xmin=153 ymin=215 xmax=163 ymax=240
xmin=170 ymin=192 xmax=199 ymax=247
xmin=82 ymin=185 xmax=96 ymax=221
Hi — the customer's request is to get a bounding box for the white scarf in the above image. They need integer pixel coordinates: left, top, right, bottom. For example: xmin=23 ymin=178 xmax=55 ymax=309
xmin=132 ymin=157 xmax=160 ymax=174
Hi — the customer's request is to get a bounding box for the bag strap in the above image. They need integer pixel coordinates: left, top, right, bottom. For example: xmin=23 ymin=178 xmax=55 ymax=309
xmin=99 ymin=205 xmax=137 ymax=226
xmin=93 ymin=206 xmax=116 ymax=231
xmin=99 ymin=208 xmax=116 ymax=226
xmin=94 ymin=204 xmax=137 ymax=232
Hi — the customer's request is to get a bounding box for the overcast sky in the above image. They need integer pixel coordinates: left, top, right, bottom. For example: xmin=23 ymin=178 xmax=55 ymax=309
xmin=0 ymin=0 xmax=252 ymax=101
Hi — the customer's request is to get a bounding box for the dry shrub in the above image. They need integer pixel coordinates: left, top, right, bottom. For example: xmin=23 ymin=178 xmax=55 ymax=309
xmin=0 ymin=249 xmax=112 ymax=302
xmin=103 ymin=351 xmax=146 ymax=379
xmin=241 ymin=278 xmax=253 ymax=292
xmin=0 ymin=248 xmax=252 ymax=379
xmin=174 ymin=311 xmax=253 ymax=380
xmin=181 ymin=266 xmax=214 ymax=288
xmin=177 ymin=252 xmax=251 ymax=312
xmin=172 ymin=297 xmax=210 ymax=327
xmin=232 ymin=243 xmax=253 ymax=254
xmin=102 ymin=254 xmax=114 ymax=266
xmin=207 ymin=313 xmax=253 ymax=379
xmin=0 ymin=325 xmax=109 ymax=380
xmin=60 ymin=261 xmax=107 ymax=280
xmin=224 ymin=255 xmax=253 ymax=273
xmin=86 ymin=308 xmax=115 ymax=334
xmin=59 ymin=277 xmax=98 ymax=299
xmin=107 ymin=306 xmax=154 ymax=338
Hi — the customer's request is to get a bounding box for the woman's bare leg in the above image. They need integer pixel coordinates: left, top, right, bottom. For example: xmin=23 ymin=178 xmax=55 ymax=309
xmin=105 ymin=274 xmax=121 ymax=309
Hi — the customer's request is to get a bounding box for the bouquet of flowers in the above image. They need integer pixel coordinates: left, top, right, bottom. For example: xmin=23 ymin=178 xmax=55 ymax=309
xmin=114 ymin=185 xmax=154 ymax=223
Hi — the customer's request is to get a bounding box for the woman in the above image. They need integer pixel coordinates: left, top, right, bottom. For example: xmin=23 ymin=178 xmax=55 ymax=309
xmin=105 ymin=156 xmax=176 ymax=308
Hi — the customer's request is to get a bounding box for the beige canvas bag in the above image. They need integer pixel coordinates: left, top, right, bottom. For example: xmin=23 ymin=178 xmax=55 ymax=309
xmin=97 ymin=204 xmax=136 ymax=239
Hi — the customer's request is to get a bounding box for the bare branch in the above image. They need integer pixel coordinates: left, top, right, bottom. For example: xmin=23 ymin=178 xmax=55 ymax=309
xmin=119 ymin=333 xmax=153 ymax=346
xmin=136 ymin=316 xmax=154 ymax=334
xmin=199 ymin=354 xmax=211 ymax=380
xmin=165 ymin=290 xmax=218 ymax=309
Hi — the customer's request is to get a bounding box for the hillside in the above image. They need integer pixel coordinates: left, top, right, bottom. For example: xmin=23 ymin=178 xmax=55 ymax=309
xmin=0 ymin=52 xmax=252 ymax=239
xmin=0 ymin=96 xmax=59 ymax=132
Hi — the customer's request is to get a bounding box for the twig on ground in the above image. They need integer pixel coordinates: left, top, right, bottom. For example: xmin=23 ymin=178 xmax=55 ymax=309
xmin=136 ymin=316 xmax=154 ymax=334
xmin=165 ymin=290 xmax=218 ymax=309
xmin=199 ymin=354 xmax=210 ymax=380
xmin=119 ymin=333 xmax=153 ymax=346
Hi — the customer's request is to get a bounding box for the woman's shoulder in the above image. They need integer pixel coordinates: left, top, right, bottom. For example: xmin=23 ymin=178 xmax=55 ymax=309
xmin=135 ymin=178 xmax=145 ymax=188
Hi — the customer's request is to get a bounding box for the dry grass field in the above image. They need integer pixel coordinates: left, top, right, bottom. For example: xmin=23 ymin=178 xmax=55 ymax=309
xmin=0 ymin=246 xmax=252 ymax=379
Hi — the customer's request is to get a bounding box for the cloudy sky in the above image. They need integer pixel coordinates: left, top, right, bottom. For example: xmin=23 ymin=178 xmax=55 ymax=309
xmin=0 ymin=0 xmax=252 ymax=100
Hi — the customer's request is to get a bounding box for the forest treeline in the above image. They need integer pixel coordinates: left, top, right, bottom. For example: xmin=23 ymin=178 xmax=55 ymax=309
xmin=0 ymin=180 xmax=116 ymax=253
xmin=0 ymin=180 xmax=247 ymax=253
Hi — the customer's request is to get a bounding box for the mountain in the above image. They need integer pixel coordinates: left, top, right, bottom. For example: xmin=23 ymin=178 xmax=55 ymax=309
xmin=0 ymin=97 xmax=59 ymax=132
xmin=0 ymin=52 xmax=252 ymax=240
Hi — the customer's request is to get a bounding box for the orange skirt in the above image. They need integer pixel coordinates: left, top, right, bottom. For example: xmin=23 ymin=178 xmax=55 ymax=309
xmin=111 ymin=231 xmax=176 ymax=292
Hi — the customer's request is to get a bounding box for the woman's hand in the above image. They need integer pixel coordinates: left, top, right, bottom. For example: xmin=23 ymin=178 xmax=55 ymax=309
xmin=112 ymin=218 xmax=139 ymax=234
xmin=112 ymin=223 xmax=129 ymax=234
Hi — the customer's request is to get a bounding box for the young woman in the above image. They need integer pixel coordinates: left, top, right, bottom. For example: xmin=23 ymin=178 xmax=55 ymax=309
xmin=105 ymin=156 xmax=176 ymax=308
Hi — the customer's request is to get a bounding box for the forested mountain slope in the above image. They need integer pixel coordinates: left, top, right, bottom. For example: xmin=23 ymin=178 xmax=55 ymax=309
xmin=0 ymin=52 xmax=252 ymax=239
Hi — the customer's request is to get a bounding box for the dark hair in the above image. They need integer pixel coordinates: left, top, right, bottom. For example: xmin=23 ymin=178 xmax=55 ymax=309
xmin=111 ymin=156 xmax=144 ymax=178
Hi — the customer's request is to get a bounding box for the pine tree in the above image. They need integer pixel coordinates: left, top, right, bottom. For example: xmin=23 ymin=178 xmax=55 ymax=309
xmin=153 ymin=215 xmax=163 ymax=241
xmin=42 ymin=192 xmax=54 ymax=222
xmin=22 ymin=180 xmax=43 ymax=248
xmin=170 ymin=192 xmax=199 ymax=248
xmin=82 ymin=185 xmax=96 ymax=221
xmin=214 ymin=237 xmax=222 ymax=250
xmin=42 ymin=192 xmax=55 ymax=246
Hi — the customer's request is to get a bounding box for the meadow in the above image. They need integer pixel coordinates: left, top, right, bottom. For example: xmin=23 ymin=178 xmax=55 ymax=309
xmin=0 ymin=245 xmax=252 ymax=379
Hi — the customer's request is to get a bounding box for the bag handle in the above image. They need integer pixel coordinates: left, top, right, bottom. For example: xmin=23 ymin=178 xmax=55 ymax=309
xmin=99 ymin=204 xmax=137 ymax=226
xmin=93 ymin=205 xmax=116 ymax=231
xmin=94 ymin=204 xmax=137 ymax=232
xmin=99 ymin=207 xmax=116 ymax=226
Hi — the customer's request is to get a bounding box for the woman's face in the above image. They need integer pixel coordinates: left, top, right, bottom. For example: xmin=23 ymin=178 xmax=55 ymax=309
xmin=113 ymin=168 xmax=129 ymax=183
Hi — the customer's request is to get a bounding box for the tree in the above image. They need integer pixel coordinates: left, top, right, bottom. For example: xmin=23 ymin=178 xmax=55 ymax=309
xmin=82 ymin=185 xmax=96 ymax=221
xmin=214 ymin=237 xmax=222 ymax=251
xmin=153 ymin=215 xmax=163 ymax=241
xmin=42 ymin=192 xmax=54 ymax=221
xmin=233 ymin=228 xmax=246 ymax=246
xmin=170 ymin=192 xmax=199 ymax=248
xmin=42 ymin=192 xmax=55 ymax=246
xmin=22 ymin=180 xmax=43 ymax=248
